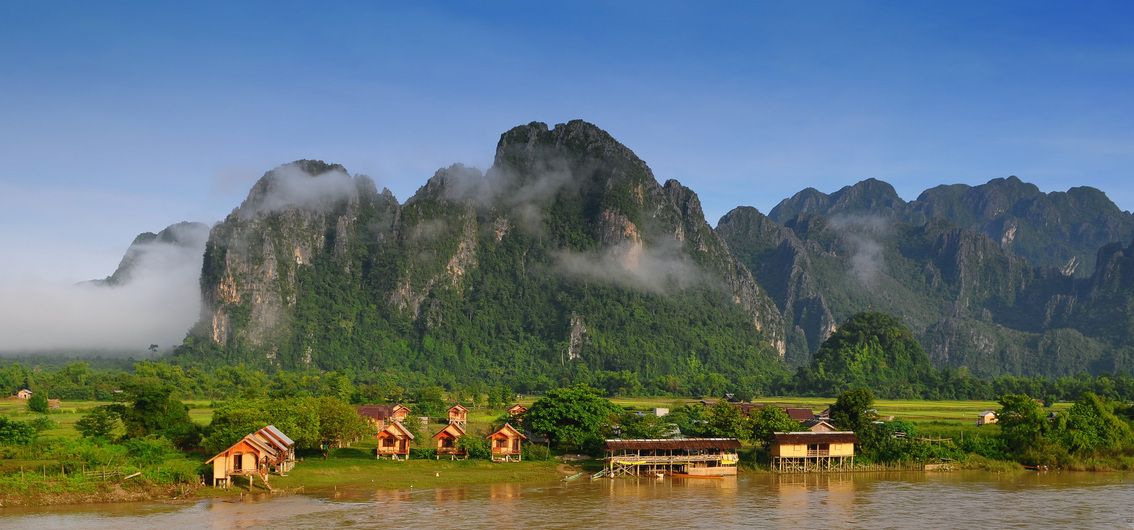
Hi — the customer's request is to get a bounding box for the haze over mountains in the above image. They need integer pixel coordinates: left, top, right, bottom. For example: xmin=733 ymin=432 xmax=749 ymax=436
xmin=8 ymin=120 xmax=1133 ymax=382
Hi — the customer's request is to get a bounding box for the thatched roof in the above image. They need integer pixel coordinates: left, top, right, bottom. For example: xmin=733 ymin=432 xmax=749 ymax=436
xmin=604 ymin=438 xmax=741 ymax=451
xmin=772 ymin=431 xmax=857 ymax=444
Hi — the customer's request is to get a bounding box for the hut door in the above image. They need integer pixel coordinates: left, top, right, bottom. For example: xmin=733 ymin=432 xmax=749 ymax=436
xmin=512 ymin=438 xmax=520 ymax=452
xmin=233 ymin=453 xmax=242 ymax=471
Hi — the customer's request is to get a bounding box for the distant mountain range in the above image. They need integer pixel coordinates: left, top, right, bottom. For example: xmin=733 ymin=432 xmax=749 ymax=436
xmin=96 ymin=121 xmax=1134 ymax=384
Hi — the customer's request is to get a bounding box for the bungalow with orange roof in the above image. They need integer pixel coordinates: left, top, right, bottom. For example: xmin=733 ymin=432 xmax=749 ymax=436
xmin=507 ymin=403 xmax=528 ymax=417
xmin=205 ymin=424 xmax=295 ymax=488
xmin=433 ymin=423 xmax=467 ymax=459
xmin=487 ymin=423 xmax=526 ymax=462
xmin=376 ymin=420 xmax=414 ymax=460
xmin=447 ymin=404 xmax=468 ymax=429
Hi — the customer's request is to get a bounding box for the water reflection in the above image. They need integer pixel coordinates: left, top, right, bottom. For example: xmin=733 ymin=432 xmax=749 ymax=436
xmin=2 ymin=472 xmax=1132 ymax=529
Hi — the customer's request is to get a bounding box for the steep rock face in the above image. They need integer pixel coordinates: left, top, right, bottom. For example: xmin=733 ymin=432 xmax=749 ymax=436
xmin=186 ymin=121 xmax=787 ymax=385
xmin=717 ymin=207 xmax=836 ymax=364
xmin=769 ymin=176 xmax=1134 ymax=275
xmin=912 ymin=177 xmax=1134 ymax=275
xmin=195 ymin=160 xmax=400 ymax=364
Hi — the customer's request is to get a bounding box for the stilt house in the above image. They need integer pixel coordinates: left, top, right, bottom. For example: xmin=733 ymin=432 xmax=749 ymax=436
xmin=15 ymin=389 xmax=31 ymax=400
xmin=771 ymin=431 xmax=856 ymax=472
xmin=447 ymin=404 xmax=468 ymax=429
xmin=604 ymin=438 xmax=740 ymax=477
xmin=507 ymin=404 xmax=527 ymax=417
xmin=205 ymin=424 xmax=296 ymax=488
xmin=487 ymin=423 xmax=526 ymax=461
xmin=376 ymin=420 xmax=414 ymax=460
xmin=432 ymin=423 xmax=467 ymax=459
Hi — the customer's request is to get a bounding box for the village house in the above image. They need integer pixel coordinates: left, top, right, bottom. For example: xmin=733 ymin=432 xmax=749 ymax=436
xmin=487 ymin=423 xmax=526 ymax=462
xmin=376 ymin=420 xmax=414 ymax=460
xmin=603 ymin=438 xmax=740 ymax=477
xmin=801 ymin=419 xmax=838 ymax=432
xmin=784 ymin=408 xmax=816 ymax=422
xmin=977 ymin=410 xmax=998 ymax=426
xmin=205 ymin=425 xmax=296 ymax=488
xmin=447 ymin=404 xmax=468 ymax=429
xmin=507 ymin=403 xmax=528 ymax=417
xmin=771 ymin=431 xmax=856 ymax=472
xmin=15 ymin=389 xmax=32 ymax=400
xmin=357 ymin=403 xmax=412 ymax=430
xmin=432 ymin=423 xmax=467 ymax=459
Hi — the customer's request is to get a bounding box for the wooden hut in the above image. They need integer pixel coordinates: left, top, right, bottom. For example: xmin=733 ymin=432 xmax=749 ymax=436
xmin=15 ymin=389 xmax=31 ymax=400
xmin=447 ymin=404 xmax=468 ymax=429
xmin=977 ymin=410 xmax=998 ymax=426
xmin=205 ymin=425 xmax=295 ymax=488
xmin=254 ymin=425 xmax=296 ymax=473
xmin=604 ymin=438 xmax=740 ymax=477
xmin=507 ymin=404 xmax=528 ymax=417
xmin=771 ymin=431 xmax=856 ymax=472
xmin=376 ymin=420 xmax=414 ymax=460
xmin=487 ymin=423 xmax=526 ymax=462
xmin=432 ymin=423 xmax=467 ymax=459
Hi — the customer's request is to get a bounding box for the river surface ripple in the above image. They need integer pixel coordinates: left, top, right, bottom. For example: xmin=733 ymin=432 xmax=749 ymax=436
xmin=2 ymin=471 xmax=1132 ymax=529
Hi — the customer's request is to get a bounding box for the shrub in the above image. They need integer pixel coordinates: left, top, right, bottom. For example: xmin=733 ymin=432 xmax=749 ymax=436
xmin=458 ymin=436 xmax=491 ymax=459
xmin=27 ymin=392 xmax=50 ymax=414
xmin=410 ymin=447 xmax=436 ymax=460
xmin=522 ymin=443 xmax=551 ymax=461
xmin=123 ymin=436 xmax=177 ymax=467
xmin=0 ymin=417 xmax=37 ymax=445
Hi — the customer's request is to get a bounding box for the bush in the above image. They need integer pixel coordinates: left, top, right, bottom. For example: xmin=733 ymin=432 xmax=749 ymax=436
xmin=123 ymin=436 xmax=177 ymax=467
xmin=458 ymin=436 xmax=490 ymax=459
xmin=27 ymin=392 xmax=50 ymax=414
xmin=522 ymin=443 xmax=551 ymax=461
xmin=0 ymin=417 xmax=37 ymax=445
xmin=76 ymin=406 xmax=120 ymax=439
xmin=410 ymin=447 xmax=436 ymax=460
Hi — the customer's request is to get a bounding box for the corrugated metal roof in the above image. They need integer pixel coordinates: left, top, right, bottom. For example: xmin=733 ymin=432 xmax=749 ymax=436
xmin=604 ymin=438 xmax=741 ymax=451
xmin=772 ymin=431 xmax=857 ymax=444
xmin=785 ymin=408 xmax=816 ymax=421
xmin=262 ymin=424 xmax=295 ymax=447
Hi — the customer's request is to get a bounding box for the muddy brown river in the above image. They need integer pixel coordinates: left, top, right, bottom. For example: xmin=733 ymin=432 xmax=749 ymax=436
xmin=2 ymin=471 xmax=1131 ymax=529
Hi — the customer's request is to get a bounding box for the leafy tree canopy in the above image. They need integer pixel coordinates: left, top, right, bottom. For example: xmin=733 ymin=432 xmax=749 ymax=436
xmin=525 ymin=384 xmax=619 ymax=452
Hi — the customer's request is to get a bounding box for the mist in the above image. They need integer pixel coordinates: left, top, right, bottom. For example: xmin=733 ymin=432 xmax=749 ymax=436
xmin=237 ymin=164 xmax=361 ymax=218
xmin=555 ymin=238 xmax=705 ymax=295
xmin=828 ymin=214 xmax=890 ymax=287
xmin=0 ymin=224 xmax=209 ymax=353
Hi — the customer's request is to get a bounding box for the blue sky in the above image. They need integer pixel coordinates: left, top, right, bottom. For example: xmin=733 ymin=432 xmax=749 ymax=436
xmin=2 ymin=1 xmax=1133 ymax=281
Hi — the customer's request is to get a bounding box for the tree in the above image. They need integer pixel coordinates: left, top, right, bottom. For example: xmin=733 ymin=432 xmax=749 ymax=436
xmin=703 ymin=401 xmax=749 ymax=440
xmin=619 ymin=411 xmax=672 ymax=439
xmin=75 ymin=406 xmax=121 ymax=439
xmin=116 ymin=378 xmax=200 ymax=448
xmin=830 ymin=388 xmax=876 ymax=433
xmin=0 ymin=417 xmax=36 ymax=445
xmin=317 ymin=397 xmax=370 ymax=447
xmin=750 ymin=406 xmax=800 ymax=448
xmin=525 ymin=384 xmax=619 ymax=452
xmin=997 ymin=393 xmax=1061 ymax=464
xmin=664 ymin=404 xmax=707 ymax=437
xmin=809 ymin=313 xmax=933 ymax=397
xmin=27 ymin=391 xmax=49 ymax=413
xmin=1060 ymin=392 xmax=1131 ymax=454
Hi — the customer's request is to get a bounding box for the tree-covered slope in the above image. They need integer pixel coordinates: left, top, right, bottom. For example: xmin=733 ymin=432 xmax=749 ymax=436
xmin=178 ymin=121 xmax=787 ymax=393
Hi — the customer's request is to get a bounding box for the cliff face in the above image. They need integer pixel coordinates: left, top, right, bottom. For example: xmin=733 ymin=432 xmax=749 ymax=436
xmin=724 ymin=180 xmax=1134 ymax=376
xmin=769 ymin=176 xmax=1134 ymax=275
xmin=185 ymin=121 xmax=786 ymax=385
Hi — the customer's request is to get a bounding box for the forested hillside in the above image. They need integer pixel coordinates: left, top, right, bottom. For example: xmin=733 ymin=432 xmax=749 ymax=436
xmin=177 ymin=121 xmax=786 ymax=394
